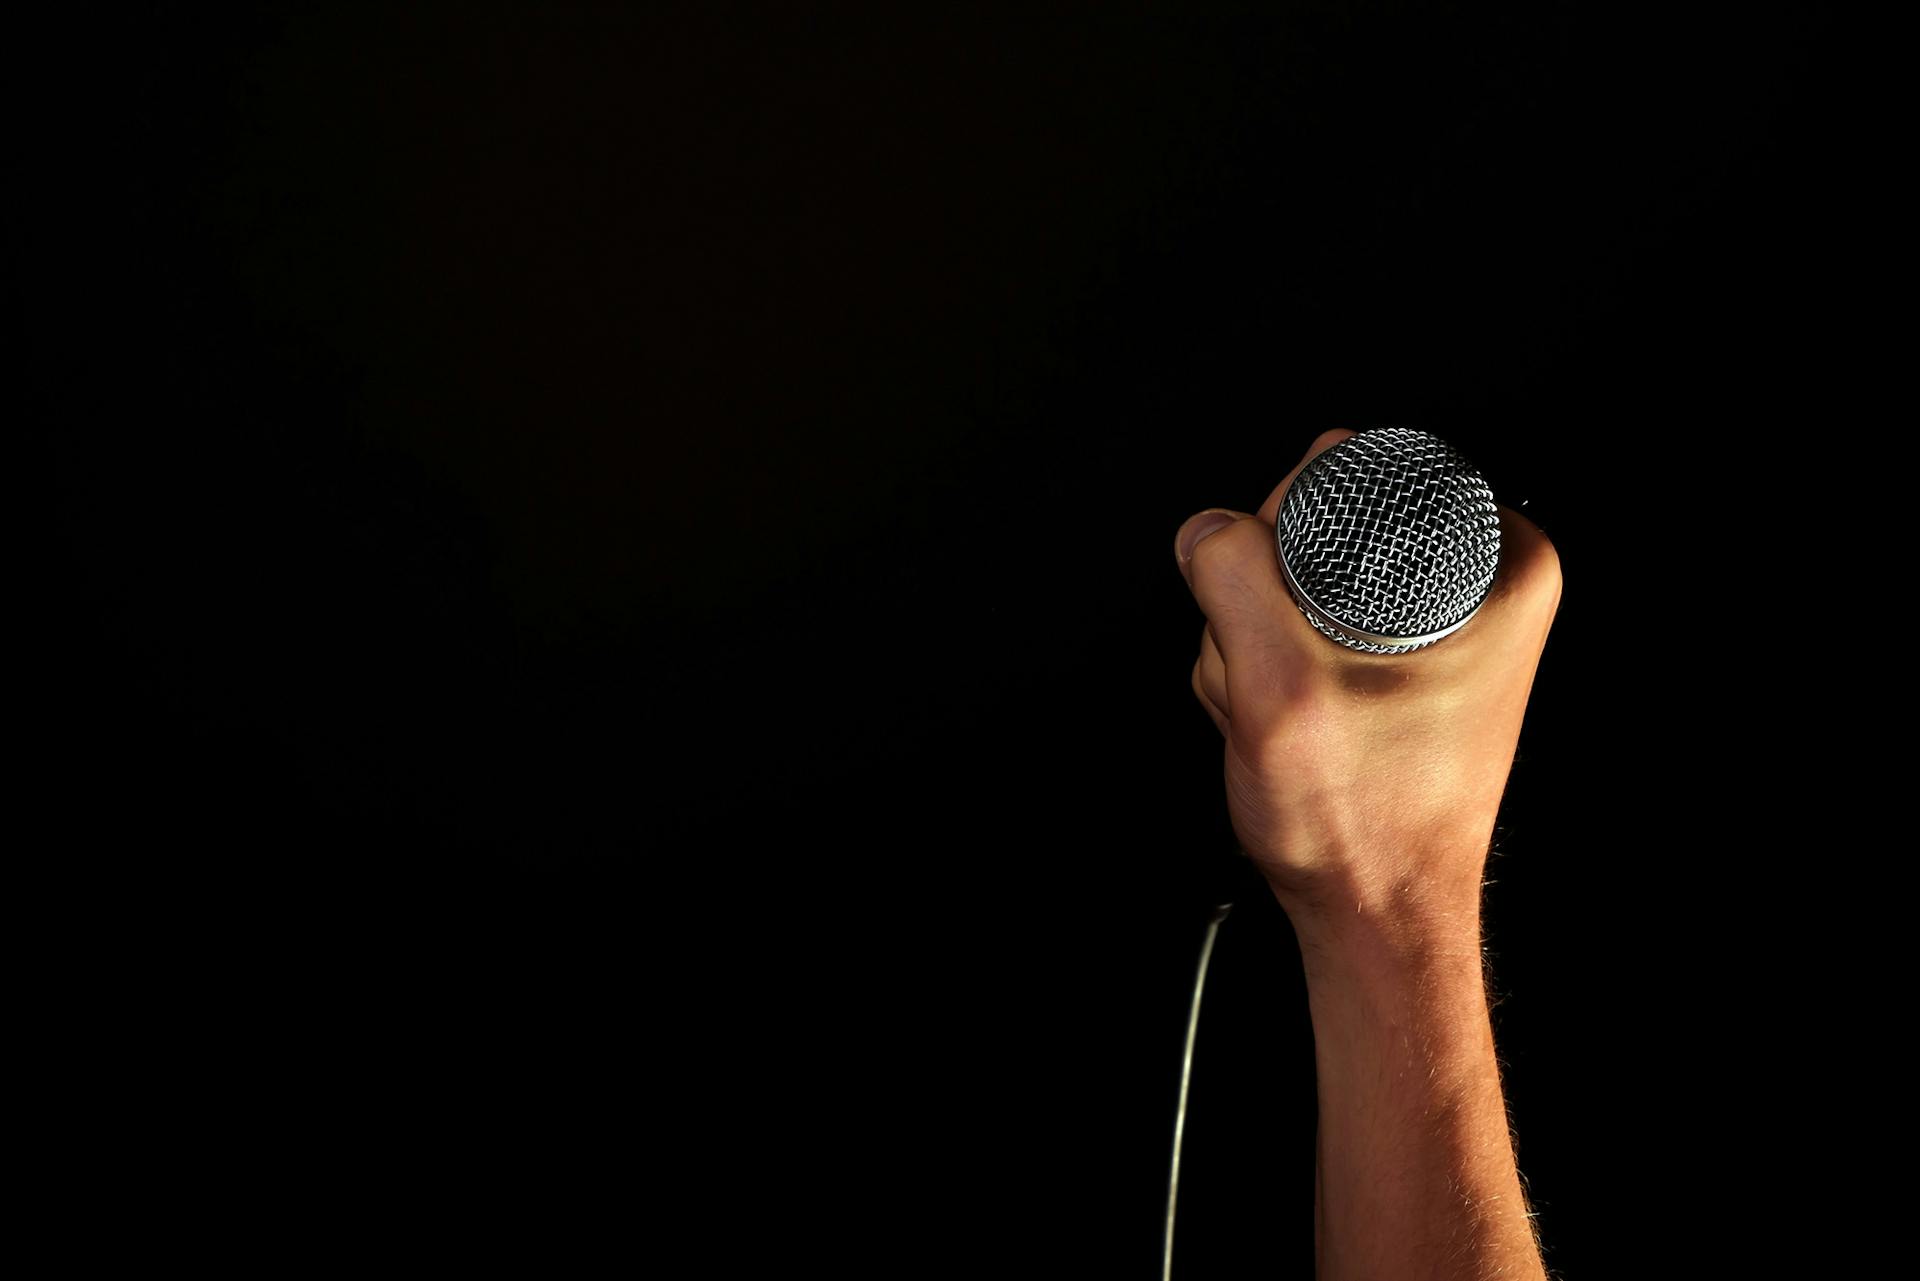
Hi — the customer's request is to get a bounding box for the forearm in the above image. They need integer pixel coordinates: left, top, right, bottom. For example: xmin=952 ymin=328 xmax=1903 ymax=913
xmin=1284 ymin=878 xmax=1547 ymax=1281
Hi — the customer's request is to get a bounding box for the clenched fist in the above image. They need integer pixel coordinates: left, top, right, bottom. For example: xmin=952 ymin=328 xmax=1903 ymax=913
xmin=1175 ymin=429 xmax=1563 ymax=937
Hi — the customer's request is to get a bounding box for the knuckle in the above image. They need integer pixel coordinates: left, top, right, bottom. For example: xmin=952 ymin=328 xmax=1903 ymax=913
xmin=1524 ymin=535 xmax=1563 ymax=603
xmin=1496 ymin=505 xmax=1562 ymax=606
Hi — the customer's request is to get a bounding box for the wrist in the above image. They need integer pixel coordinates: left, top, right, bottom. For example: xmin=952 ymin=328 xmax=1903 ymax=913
xmin=1266 ymin=869 xmax=1486 ymax=985
xmin=1275 ymin=875 xmax=1498 ymax=1105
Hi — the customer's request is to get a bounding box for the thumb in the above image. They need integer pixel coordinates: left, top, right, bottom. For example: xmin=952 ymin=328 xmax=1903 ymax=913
xmin=1173 ymin=507 xmax=1297 ymax=671
xmin=1173 ymin=508 xmax=1249 ymax=584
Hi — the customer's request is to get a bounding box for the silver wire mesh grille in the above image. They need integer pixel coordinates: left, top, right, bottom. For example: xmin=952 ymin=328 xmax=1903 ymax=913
xmin=1276 ymin=427 xmax=1501 ymax=654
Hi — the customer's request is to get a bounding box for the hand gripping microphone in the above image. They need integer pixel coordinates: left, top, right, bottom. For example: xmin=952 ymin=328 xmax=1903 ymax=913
xmin=1164 ymin=425 xmax=1504 ymax=1281
xmin=1275 ymin=425 xmax=1503 ymax=654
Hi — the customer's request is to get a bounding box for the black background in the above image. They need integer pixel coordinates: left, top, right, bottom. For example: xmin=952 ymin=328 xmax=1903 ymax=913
xmin=38 ymin=4 xmax=1868 ymax=1275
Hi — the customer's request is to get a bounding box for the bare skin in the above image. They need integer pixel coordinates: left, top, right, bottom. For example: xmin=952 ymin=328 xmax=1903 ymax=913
xmin=1175 ymin=428 xmax=1562 ymax=1280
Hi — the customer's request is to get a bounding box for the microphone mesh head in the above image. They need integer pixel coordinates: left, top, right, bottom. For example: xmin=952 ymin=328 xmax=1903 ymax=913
xmin=1276 ymin=427 xmax=1502 ymax=654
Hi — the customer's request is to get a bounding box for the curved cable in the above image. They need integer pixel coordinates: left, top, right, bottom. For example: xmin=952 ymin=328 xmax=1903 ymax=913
xmin=1164 ymin=900 xmax=1234 ymax=1281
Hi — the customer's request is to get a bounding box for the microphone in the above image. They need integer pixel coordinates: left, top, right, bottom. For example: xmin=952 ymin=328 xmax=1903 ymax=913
xmin=1275 ymin=426 xmax=1502 ymax=654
